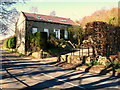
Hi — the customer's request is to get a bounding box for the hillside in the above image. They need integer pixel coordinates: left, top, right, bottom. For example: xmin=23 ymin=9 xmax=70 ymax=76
xmin=79 ymin=8 xmax=120 ymax=27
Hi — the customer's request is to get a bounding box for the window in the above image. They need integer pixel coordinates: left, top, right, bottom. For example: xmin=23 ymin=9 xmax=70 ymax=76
xmin=32 ymin=28 xmax=38 ymax=34
xmin=54 ymin=29 xmax=60 ymax=39
xmin=48 ymin=19 xmax=52 ymax=22
xmin=44 ymin=29 xmax=49 ymax=37
xmin=59 ymin=19 xmax=67 ymax=22
xmin=36 ymin=16 xmax=42 ymax=19
xmin=64 ymin=30 xmax=68 ymax=39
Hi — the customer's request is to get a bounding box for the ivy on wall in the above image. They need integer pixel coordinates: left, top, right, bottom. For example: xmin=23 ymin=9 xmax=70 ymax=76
xmin=26 ymin=32 xmax=47 ymax=52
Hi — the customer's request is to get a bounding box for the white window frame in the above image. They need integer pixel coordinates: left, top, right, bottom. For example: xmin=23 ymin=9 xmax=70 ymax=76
xmin=32 ymin=28 xmax=38 ymax=34
xmin=54 ymin=29 xmax=60 ymax=39
xmin=64 ymin=30 xmax=68 ymax=39
xmin=44 ymin=28 xmax=49 ymax=37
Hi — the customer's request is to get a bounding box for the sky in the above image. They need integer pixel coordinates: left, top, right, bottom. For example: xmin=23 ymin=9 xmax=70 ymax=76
xmin=0 ymin=0 xmax=119 ymax=40
xmin=13 ymin=0 xmax=119 ymax=21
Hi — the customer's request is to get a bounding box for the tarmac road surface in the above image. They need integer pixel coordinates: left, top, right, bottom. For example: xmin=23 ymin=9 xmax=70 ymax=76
xmin=0 ymin=48 xmax=120 ymax=89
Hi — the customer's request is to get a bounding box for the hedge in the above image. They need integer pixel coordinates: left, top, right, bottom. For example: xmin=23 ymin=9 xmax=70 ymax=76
xmin=39 ymin=32 xmax=47 ymax=49
xmin=26 ymin=32 xmax=47 ymax=52
xmin=34 ymin=32 xmax=47 ymax=49
xmin=3 ymin=39 xmax=9 ymax=48
xmin=7 ymin=37 xmax=16 ymax=49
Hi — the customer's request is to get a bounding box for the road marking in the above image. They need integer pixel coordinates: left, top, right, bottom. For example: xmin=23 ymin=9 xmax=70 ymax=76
xmin=3 ymin=51 xmax=119 ymax=89
xmin=30 ymin=57 xmax=85 ymax=89
xmin=41 ymin=73 xmax=85 ymax=89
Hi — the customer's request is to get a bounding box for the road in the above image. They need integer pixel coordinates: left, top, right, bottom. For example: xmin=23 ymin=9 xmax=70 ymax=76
xmin=0 ymin=47 xmax=120 ymax=89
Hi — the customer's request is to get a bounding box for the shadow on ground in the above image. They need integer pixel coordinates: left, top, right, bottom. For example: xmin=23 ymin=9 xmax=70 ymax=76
xmin=1 ymin=50 xmax=120 ymax=89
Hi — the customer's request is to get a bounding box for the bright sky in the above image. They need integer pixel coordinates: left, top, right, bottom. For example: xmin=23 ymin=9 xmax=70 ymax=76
xmin=0 ymin=0 xmax=119 ymax=40
xmin=13 ymin=0 xmax=119 ymax=21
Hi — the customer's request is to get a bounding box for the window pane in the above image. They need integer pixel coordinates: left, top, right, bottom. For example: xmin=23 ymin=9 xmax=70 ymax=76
xmin=44 ymin=29 xmax=49 ymax=37
xmin=32 ymin=28 xmax=37 ymax=34
xmin=64 ymin=30 xmax=68 ymax=39
xmin=54 ymin=29 xmax=60 ymax=39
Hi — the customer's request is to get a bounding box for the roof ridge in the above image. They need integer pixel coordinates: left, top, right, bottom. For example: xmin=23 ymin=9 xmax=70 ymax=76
xmin=22 ymin=11 xmax=71 ymax=20
xmin=21 ymin=11 xmax=77 ymax=25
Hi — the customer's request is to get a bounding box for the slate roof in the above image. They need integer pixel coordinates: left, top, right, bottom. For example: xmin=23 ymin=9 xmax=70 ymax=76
xmin=22 ymin=12 xmax=77 ymax=25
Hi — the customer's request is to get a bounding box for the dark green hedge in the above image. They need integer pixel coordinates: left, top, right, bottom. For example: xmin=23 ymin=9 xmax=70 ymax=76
xmin=34 ymin=32 xmax=47 ymax=49
xmin=8 ymin=37 xmax=16 ymax=49
xmin=7 ymin=38 xmax=11 ymax=48
xmin=40 ymin=32 xmax=47 ymax=49
xmin=26 ymin=32 xmax=47 ymax=52
xmin=3 ymin=39 xmax=9 ymax=48
xmin=3 ymin=37 xmax=16 ymax=49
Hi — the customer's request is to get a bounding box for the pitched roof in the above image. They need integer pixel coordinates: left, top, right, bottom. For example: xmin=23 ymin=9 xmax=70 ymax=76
xmin=22 ymin=12 xmax=77 ymax=25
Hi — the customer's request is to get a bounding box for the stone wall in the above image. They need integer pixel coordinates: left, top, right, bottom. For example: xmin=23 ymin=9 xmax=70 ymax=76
xmin=16 ymin=12 xmax=26 ymax=54
xmin=26 ymin=20 xmax=69 ymax=34
xmin=32 ymin=51 xmax=51 ymax=58
xmin=60 ymin=55 xmax=82 ymax=65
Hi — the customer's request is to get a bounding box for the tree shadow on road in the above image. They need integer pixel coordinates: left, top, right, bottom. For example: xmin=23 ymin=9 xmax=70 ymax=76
xmin=21 ymin=71 xmax=119 ymax=90
xmin=1 ymin=51 xmax=119 ymax=90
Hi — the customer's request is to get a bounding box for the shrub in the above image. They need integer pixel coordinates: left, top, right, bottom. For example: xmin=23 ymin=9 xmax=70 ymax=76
xmin=7 ymin=37 xmax=16 ymax=49
xmin=90 ymin=60 xmax=102 ymax=65
xmin=84 ymin=21 xmax=120 ymax=56
xmin=34 ymin=32 xmax=47 ymax=50
xmin=7 ymin=38 xmax=11 ymax=48
xmin=39 ymin=32 xmax=47 ymax=49
xmin=10 ymin=37 xmax=16 ymax=48
xmin=46 ymin=48 xmax=64 ymax=56
xmin=68 ymin=26 xmax=83 ymax=45
xmin=109 ymin=61 xmax=120 ymax=69
xmin=26 ymin=33 xmax=34 ymax=51
xmin=48 ymin=36 xmax=59 ymax=48
xmin=26 ymin=32 xmax=47 ymax=52
xmin=116 ymin=68 xmax=120 ymax=73
xmin=3 ymin=39 xmax=9 ymax=48
xmin=48 ymin=35 xmax=73 ymax=51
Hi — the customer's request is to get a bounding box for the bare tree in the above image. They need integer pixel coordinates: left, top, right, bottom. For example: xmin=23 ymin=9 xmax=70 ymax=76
xmin=50 ymin=11 xmax=56 ymax=16
xmin=0 ymin=21 xmax=8 ymax=35
xmin=0 ymin=0 xmax=27 ymax=36
xmin=29 ymin=6 xmax=38 ymax=14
